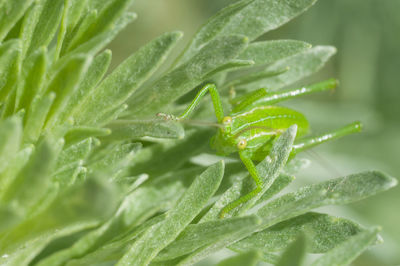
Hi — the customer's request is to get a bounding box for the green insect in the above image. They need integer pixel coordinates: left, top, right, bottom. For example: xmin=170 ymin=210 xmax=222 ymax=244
xmin=158 ymin=78 xmax=361 ymax=218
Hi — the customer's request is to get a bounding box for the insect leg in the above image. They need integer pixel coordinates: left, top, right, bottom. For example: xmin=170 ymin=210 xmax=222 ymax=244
xmin=233 ymin=79 xmax=337 ymax=112
xmin=291 ymin=121 xmax=362 ymax=156
xmin=161 ymin=83 xmax=225 ymax=123
xmin=219 ymin=151 xmax=263 ymax=218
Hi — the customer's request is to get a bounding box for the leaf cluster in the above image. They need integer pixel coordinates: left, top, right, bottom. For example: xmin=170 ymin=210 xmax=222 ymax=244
xmin=0 ymin=0 xmax=396 ymax=265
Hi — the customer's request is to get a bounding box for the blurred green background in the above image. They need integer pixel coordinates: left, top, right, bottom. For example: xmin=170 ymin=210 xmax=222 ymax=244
xmin=108 ymin=1 xmax=400 ymax=265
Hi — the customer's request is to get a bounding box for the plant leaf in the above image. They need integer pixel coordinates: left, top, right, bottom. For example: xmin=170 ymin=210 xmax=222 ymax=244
xmin=241 ymin=46 xmax=336 ymax=90
xmin=0 ymin=0 xmax=35 ymax=42
xmin=238 ymin=40 xmax=311 ymax=66
xmin=75 ymin=31 xmax=182 ymax=126
xmin=66 ymin=11 xmax=136 ymax=57
xmin=230 ymin=212 xmax=364 ymax=254
xmin=0 ymin=117 xmax=22 ymax=174
xmin=129 ymin=130 xmax=213 ymax=178
xmin=276 ymin=234 xmax=306 ymax=266
xmin=62 ymin=49 xmax=112 ymax=124
xmin=204 ymin=59 xmax=255 ymax=78
xmin=255 ymin=173 xmax=294 ymax=204
xmin=43 ymin=54 xmax=92 ymax=130
xmin=23 ymin=92 xmax=56 ymax=143
xmin=16 ymin=47 xmax=47 ymax=113
xmin=178 ymin=0 xmax=317 ymax=63
xmin=25 ymin=0 xmax=65 ymax=56
xmin=56 ymin=138 xmax=93 ymax=169
xmin=0 ymin=146 xmax=33 ymax=202
xmin=217 ymin=250 xmax=261 ymax=266
xmin=174 ymin=220 xmax=260 ymax=266
xmin=65 ymin=0 xmax=134 ymax=53
xmin=120 ymin=167 xmax=205 ymax=229
xmin=88 ymin=142 xmax=142 ymax=179
xmin=128 ymin=35 xmax=249 ymax=116
xmin=1 ymin=176 xmax=119 ymax=266
xmin=0 ymin=39 xmax=22 ymax=102
xmin=0 ymin=138 xmax=61 ymax=216
xmin=117 ymin=161 xmax=225 ymax=265
xmin=257 ymin=171 xmax=398 ymax=230
xmin=64 ymin=126 xmax=111 ymax=145
xmin=311 ymin=228 xmax=381 ymax=266
xmin=103 ymin=120 xmax=185 ymax=141
xmin=154 ymin=215 xmax=260 ymax=261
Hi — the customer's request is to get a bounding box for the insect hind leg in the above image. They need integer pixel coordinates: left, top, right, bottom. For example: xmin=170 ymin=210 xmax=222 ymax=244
xmin=219 ymin=151 xmax=263 ymax=218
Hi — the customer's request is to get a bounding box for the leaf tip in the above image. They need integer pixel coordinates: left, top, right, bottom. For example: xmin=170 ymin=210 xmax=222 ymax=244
xmin=373 ymin=171 xmax=398 ymax=188
xmin=173 ymin=31 xmax=184 ymax=40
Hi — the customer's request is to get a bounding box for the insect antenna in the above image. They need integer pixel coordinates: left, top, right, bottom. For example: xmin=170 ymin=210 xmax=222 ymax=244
xmin=304 ymin=149 xmax=343 ymax=178
xmin=179 ymin=119 xmax=224 ymax=128
xmin=156 ymin=112 xmax=223 ymax=128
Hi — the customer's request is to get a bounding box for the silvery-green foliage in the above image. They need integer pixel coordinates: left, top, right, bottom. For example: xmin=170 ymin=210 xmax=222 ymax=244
xmin=0 ymin=0 xmax=396 ymax=265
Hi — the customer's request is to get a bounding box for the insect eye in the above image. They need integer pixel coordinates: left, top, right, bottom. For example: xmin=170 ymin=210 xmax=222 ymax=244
xmin=222 ymin=116 xmax=232 ymax=124
xmin=237 ymin=139 xmax=247 ymax=150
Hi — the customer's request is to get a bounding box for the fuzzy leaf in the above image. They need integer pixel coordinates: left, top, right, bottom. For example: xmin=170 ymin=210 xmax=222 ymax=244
xmin=242 ymin=46 xmax=336 ymax=90
xmin=65 ymin=0 xmax=134 ymax=52
xmin=53 ymin=169 xmax=204 ymax=266
xmin=257 ymin=171 xmax=398 ymax=230
xmin=67 ymin=11 xmax=136 ymax=57
xmin=0 ymin=205 xmax=20 ymax=234
xmin=0 ymin=117 xmax=22 ymax=173
xmin=129 ymin=130 xmax=213 ymax=178
xmin=179 ymin=0 xmax=317 ymax=63
xmin=256 ymin=174 xmax=294 ymax=204
xmin=16 ymin=47 xmax=47 ymax=112
xmin=64 ymin=0 xmax=89 ymax=32
xmin=226 ymin=68 xmax=288 ymax=88
xmin=63 ymin=50 xmax=112 ymax=124
xmin=56 ymin=138 xmax=93 ymax=168
xmin=154 ymin=216 xmax=260 ymax=261
xmin=35 ymin=218 xmax=121 ymax=266
xmin=25 ymin=0 xmax=65 ymax=56
xmin=117 ymin=162 xmax=224 ymax=265
xmin=128 ymin=35 xmax=249 ymax=115
xmin=0 ymin=39 xmax=22 ymax=102
xmin=238 ymin=40 xmax=311 ymax=66
xmin=217 ymin=250 xmax=261 ymax=266
xmin=204 ymin=59 xmax=255 ymax=78
xmin=0 ymin=138 xmax=61 ymax=216
xmin=43 ymin=54 xmax=92 ymax=130
xmin=1 ymin=177 xmax=119 ymax=266
xmin=64 ymin=126 xmax=111 ymax=145
xmin=104 ymin=120 xmax=185 ymax=140
xmin=175 ymin=220 xmax=260 ymax=266
xmin=23 ymin=92 xmax=55 ymax=143
xmin=202 ymin=125 xmax=297 ymax=221
xmin=0 ymin=146 xmax=33 ymax=202
xmin=311 ymin=228 xmax=380 ymax=266
xmin=88 ymin=143 xmax=142 ymax=178
xmin=75 ymin=31 xmax=182 ymax=126
xmin=276 ymin=234 xmax=306 ymax=266
xmin=0 ymin=0 xmax=35 ymax=42
xmin=121 ymin=167 xmax=204 ymax=228
xmin=230 ymin=212 xmax=364 ymax=254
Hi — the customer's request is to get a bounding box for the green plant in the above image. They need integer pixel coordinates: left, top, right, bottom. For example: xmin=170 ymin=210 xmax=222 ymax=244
xmin=0 ymin=0 xmax=396 ymax=265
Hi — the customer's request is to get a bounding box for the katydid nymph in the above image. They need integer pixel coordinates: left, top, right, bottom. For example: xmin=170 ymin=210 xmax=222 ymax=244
xmin=158 ymin=78 xmax=362 ymax=218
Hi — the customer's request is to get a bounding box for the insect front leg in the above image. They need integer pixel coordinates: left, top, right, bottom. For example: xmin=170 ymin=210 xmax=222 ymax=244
xmin=291 ymin=121 xmax=362 ymax=156
xmin=219 ymin=151 xmax=263 ymax=218
xmin=157 ymin=83 xmax=225 ymax=123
